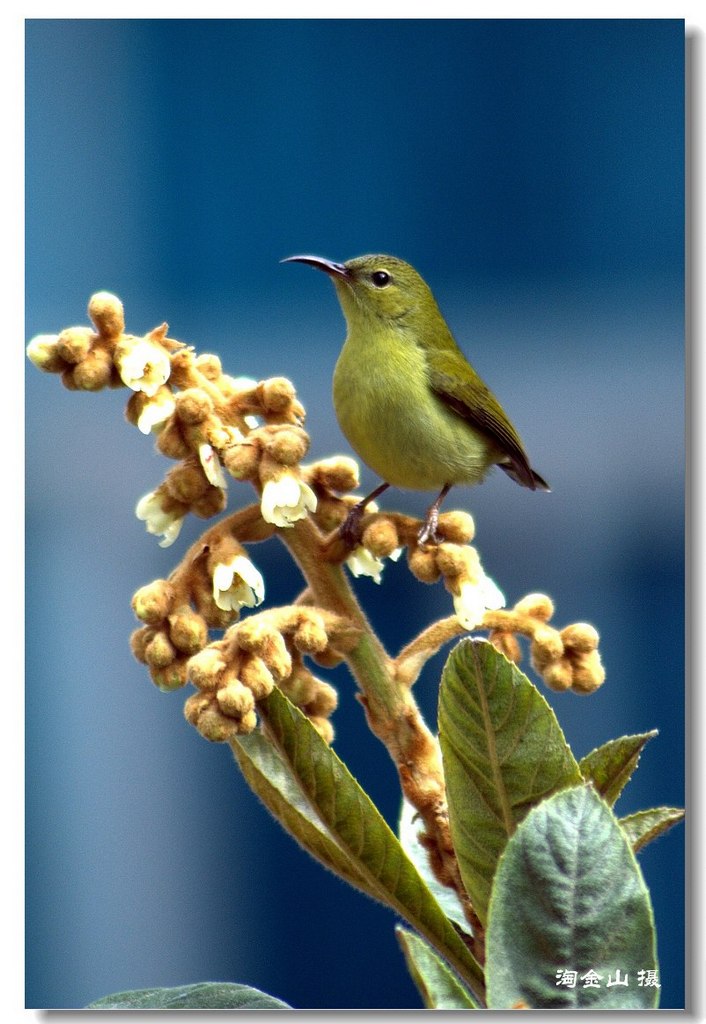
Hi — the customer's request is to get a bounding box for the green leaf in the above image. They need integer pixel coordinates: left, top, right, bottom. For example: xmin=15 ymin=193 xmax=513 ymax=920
xmin=619 ymin=805 xmax=685 ymax=852
xmin=249 ymin=686 xmax=485 ymax=1001
xmin=579 ymin=731 xmax=658 ymax=805
xmin=87 ymin=982 xmax=291 ymax=1009
xmin=233 ymin=730 xmax=372 ymax=897
xmin=485 ymin=785 xmax=659 ymax=1009
xmin=438 ymin=639 xmax=582 ymax=925
xmin=396 ymin=926 xmax=478 ymax=1009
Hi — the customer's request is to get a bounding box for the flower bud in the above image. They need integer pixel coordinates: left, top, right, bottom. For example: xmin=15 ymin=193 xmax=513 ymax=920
xmin=26 ymin=334 xmax=65 ymax=373
xmin=561 ymin=623 xmax=599 ymax=653
xmin=132 ymin=579 xmax=175 ymax=624
xmin=57 ymin=327 xmax=94 ymax=364
xmin=175 ymin=388 xmax=213 ymax=424
xmin=436 ymin=511 xmax=475 ymax=545
xmin=514 ymin=593 xmax=555 ymax=621
xmin=168 ymin=608 xmax=209 ymax=654
xmin=223 ymin=441 xmax=260 ymax=480
xmin=88 ymin=291 xmax=125 ymax=339
xmin=187 ymin=646 xmax=228 ymax=691
xmin=71 ymin=347 xmax=114 ymax=391
xmin=408 ymin=546 xmax=441 ymax=584
xmin=144 ymin=629 xmax=177 ymax=668
xmin=150 ymin=658 xmax=189 ymax=692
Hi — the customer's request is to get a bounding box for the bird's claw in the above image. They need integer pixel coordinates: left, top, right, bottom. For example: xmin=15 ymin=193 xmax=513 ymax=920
xmin=338 ymin=503 xmax=365 ymax=547
xmin=417 ymin=509 xmax=443 ymax=547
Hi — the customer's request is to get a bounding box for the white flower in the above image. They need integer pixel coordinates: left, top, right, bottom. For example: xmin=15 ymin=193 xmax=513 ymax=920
xmin=136 ymin=391 xmax=176 ymax=435
xmin=212 ymin=554 xmax=265 ymax=612
xmin=135 ymin=491 xmax=184 ymax=548
xmin=198 ymin=443 xmax=228 ymax=489
xmin=260 ymin=473 xmax=317 ymax=527
xmin=346 ymin=545 xmax=403 ymax=585
xmin=116 ymin=339 xmax=171 ymax=397
xmin=453 ymin=572 xmax=506 ymax=630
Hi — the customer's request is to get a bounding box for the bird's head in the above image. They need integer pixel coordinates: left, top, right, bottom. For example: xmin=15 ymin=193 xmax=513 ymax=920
xmin=282 ymin=253 xmax=436 ymax=327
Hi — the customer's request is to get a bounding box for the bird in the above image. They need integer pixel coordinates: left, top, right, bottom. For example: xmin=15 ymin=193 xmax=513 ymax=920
xmin=282 ymin=253 xmax=548 ymax=545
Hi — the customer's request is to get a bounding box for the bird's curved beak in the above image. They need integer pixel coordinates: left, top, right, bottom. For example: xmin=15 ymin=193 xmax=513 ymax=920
xmin=281 ymin=255 xmax=349 ymax=280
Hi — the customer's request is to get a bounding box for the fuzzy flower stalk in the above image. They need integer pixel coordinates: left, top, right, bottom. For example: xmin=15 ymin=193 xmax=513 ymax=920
xmin=28 ymin=293 xmax=607 ymax=953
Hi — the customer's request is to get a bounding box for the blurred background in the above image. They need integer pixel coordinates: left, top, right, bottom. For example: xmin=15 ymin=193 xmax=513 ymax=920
xmin=25 ymin=19 xmax=684 ymax=1010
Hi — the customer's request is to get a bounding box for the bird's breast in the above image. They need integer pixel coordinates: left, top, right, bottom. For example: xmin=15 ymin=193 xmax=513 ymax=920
xmin=332 ymin=326 xmax=495 ymax=490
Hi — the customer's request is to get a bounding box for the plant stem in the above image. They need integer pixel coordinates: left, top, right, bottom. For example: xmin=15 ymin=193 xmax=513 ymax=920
xmin=279 ymin=518 xmax=483 ymax=956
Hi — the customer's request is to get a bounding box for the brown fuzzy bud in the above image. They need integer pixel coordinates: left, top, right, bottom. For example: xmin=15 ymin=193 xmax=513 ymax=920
xmin=263 ymin=425 xmax=309 ymax=466
xmin=541 ymin=662 xmax=573 ymax=692
xmin=309 ymin=456 xmax=359 ymax=493
xmin=184 ymin=694 xmax=241 ymax=742
xmin=308 ymin=716 xmax=334 ymax=745
xmin=57 ymin=327 xmax=94 ymax=364
xmin=260 ymin=377 xmax=296 ymax=413
xmin=436 ymin=543 xmax=480 ymax=582
xmin=305 ymin=680 xmax=338 ymax=717
xmin=175 ymin=388 xmax=213 ymax=424
xmin=561 ymin=623 xmax=599 ymax=653
xmin=192 ymin=485 xmax=227 ymax=519
xmin=26 ymin=334 xmax=66 ymax=373
xmin=156 ymin=418 xmax=191 ymax=460
xmin=570 ymin=651 xmax=605 ymax=694
xmin=150 ymin=658 xmax=189 ymax=692
xmin=223 ymin=440 xmax=260 ymax=480
xmin=282 ymin=668 xmax=318 ymax=706
xmin=88 ymin=291 xmax=125 ymax=339
xmin=217 ymin=679 xmax=256 ymax=720
xmin=132 ymin=579 xmax=175 ymax=624
xmin=362 ymin=518 xmax=400 ymax=559
xmin=239 ymin=655 xmax=275 ymax=700
xmin=187 ymin=646 xmax=228 ymax=691
xmin=489 ymin=630 xmax=522 ymax=663
xmin=164 ymin=459 xmax=210 ymax=504
xmin=408 ymin=546 xmax=442 ymax=584
xmin=530 ymin=625 xmax=564 ymax=666
xmin=195 ymin=353 xmax=222 ymax=380
xmin=308 ymin=645 xmax=346 ymax=669
xmin=168 ymin=607 xmax=208 ymax=654
xmin=144 ymin=629 xmax=177 ymax=668
xmin=514 ymin=593 xmax=554 ymax=621
xmin=292 ymin=613 xmax=329 ymax=653
xmin=61 ymin=367 xmax=79 ymax=390
xmin=130 ymin=625 xmax=156 ymax=663
xmin=436 ymin=511 xmax=475 ymax=545
xmin=71 ymin=347 xmax=114 ymax=391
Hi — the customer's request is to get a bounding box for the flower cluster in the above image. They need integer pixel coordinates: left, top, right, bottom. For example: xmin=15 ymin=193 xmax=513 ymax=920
xmin=486 ymin=593 xmax=605 ymax=694
xmin=184 ymin=607 xmax=359 ymax=743
xmin=130 ymin=532 xmax=270 ymax=690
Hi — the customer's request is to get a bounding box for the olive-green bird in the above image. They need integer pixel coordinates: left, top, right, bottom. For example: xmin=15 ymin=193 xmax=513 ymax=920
xmin=283 ymin=253 xmax=549 ymax=544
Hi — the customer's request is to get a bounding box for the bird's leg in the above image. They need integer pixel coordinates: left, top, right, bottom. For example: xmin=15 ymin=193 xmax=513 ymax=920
xmin=339 ymin=481 xmax=390 ymax=547
xmin=418 ymin=483 xmax=452 ymax=546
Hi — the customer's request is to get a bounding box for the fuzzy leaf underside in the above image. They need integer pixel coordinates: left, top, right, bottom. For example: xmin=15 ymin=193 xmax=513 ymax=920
xmin=87 ymin=982 xmax=290 ymax=1009
xmin=485 ymin=785 xmax=659 ymax=1009
xmin=578 ymin=731 xmax=658 ymax=805
xmin=396 ymin=926 xmax=478 ymax=1009
xmin=438 ymin=639 xmax=582 ymax=925
xmin=239 ymin=686 xmax=485 ymax=999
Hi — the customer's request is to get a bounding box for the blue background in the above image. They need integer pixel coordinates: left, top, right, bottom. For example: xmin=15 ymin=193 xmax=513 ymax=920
xmin=25 ymin=19 xmax=685 ymax=1010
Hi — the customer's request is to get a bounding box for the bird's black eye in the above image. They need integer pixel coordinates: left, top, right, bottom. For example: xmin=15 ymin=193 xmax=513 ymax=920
xmin=371 ymin=270 xmax=391 ymax=288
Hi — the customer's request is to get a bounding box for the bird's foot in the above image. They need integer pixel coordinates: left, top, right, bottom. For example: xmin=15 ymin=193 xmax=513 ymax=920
xmin=417 ymin=507 xmax=443 ymax=547
xmin=338 ymin=502 xmax=366 ymax=548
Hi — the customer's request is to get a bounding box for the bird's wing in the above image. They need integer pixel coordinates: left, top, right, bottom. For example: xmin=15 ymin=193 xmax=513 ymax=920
xmin=425 ymin=344 xmax=547 ymax=490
